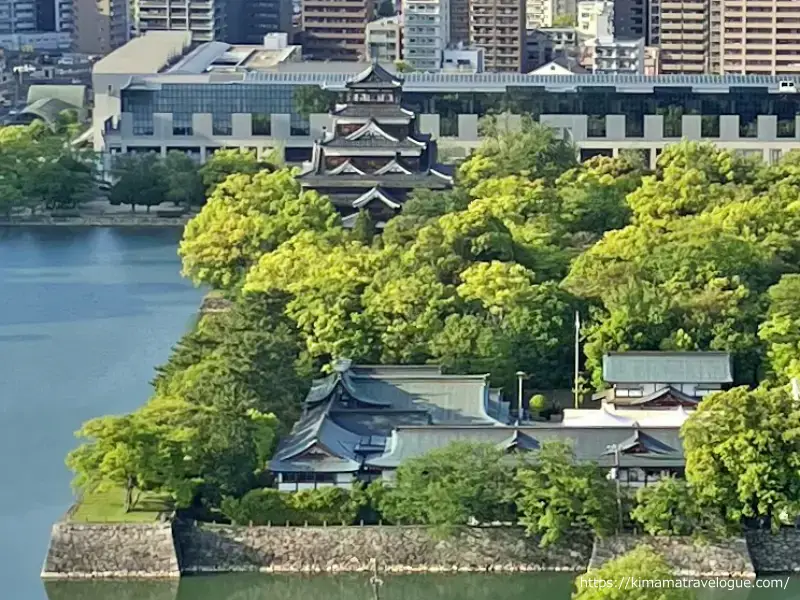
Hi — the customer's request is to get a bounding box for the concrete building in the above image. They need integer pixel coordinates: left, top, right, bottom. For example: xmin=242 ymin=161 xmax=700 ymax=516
xmin=441 ymin=46 xmax=484 ymax=73
xmin=577 ymin=0 xmax=612 ymax=39
xmin=226 ymin=0 xmax=292 ymax=45
xmin=612 ymin=0 xmax=647 ymax=41
xmin=449 ymin=0 xmax=469 ymax=43
xmin=302 ymin=0 xmax=373 ymax=60
xmin=649 ymin=0 xmax=709 ymax=74
xmin=134 ymin=0 xmax=226 ymax=43
xmin=583 ymin=36 xmax=645 ymax=73
xmin=402 ymin=0 xmax=449 ymax=71
xmin=0 ymin=0 xmax=72 ymax=50
xmin=526 ymin=25 xmax=577 ymax=68
xmin=470 ymin=0 xmax=526 ymax=72
xmin=92 ymin=35 xmax=800 ymax=171
xmin=74 ymin=0 xmax=129 ymax=54
xmin=549 ymin=0 xmax=577 ymax=23
xmin=366 ymin=15 xmax=402 ymax=62
xmin=526 ymin=0 xmax=551 ymax=28
xmin=719 ymin=0 xmax=800 ymax=76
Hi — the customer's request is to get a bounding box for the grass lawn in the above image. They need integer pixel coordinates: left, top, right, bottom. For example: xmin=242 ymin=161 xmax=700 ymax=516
xmin=69 ymin=486 xmax=173 ymax=523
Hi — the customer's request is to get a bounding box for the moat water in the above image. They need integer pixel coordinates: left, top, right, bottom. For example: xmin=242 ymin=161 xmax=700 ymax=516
xmin=1 ymin=227 xmax=798 ymax=600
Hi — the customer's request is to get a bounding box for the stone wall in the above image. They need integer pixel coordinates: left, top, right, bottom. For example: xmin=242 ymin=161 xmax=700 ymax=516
xmin=589 ymin=535 xmax=755 ymax=579
xmin=746 ymin=529 xmax=800 ymax=573
xmin=41 ymin=523 xmax=181 ymax=579
xmin=174 ymin=523 xmax=592 ymax=574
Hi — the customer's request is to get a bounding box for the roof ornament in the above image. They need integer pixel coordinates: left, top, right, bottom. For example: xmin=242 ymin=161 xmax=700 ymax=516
xmin=332 ymin=358 xmax=352 ymax=373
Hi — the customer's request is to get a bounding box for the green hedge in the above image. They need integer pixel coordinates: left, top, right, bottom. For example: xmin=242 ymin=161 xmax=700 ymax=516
xmin=221 ymin=486 xmax=367 ymax=526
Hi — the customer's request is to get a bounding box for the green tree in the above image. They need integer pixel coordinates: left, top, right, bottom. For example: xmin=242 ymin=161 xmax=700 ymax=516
xmin=293 ymin=86 xmax=339 ymax=118
xmin=198 ymin=148 xmax=268 ymax=196
xmin=552 ymin=14 xmax=577 ymax=27
xmin=109 ymin=153 xmax=168 ymax=213
xmin=516 ymin=442 xmax=616 ymax=547
xmin=681 ymin=386 xmax=800 ymax=529
xmin=460 ymin=116 xmax=577 ymax=189
xmin=377 ymin=442 xmax=517 ymax=531
xmin=574 ymin=546 xmax=695 ymax=600
xmin=180 ymin=169 xmax=339 ymax=290
xmin=164 ymin=151 xmax=204 ymax=207
xmin=630 ymin=476 xmax=723 ymax=537
xmin=350 ymin=209 xmax=376 ymax=245
xmin=759 ymin=274 xmax=800 ymax=383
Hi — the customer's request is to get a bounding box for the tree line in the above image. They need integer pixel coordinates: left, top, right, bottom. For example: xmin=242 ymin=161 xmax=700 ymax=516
xmin=66 ymin=117 xmax=800 ymax=544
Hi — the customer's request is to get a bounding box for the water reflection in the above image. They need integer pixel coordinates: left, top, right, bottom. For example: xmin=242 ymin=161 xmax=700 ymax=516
xmin=43 ymin=574 xmax=800 ymax=600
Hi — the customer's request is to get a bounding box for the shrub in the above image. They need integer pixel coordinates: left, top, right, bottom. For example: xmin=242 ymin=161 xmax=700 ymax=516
xmin=221 ymin=486 xmax=367 ymax=526
xmin=221 ymin=489 xmax=294 ymax=525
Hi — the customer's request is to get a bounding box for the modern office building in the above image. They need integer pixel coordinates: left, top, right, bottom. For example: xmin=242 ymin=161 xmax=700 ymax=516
xmin=226 ymin=0 xmax=292 ymax=45
xmin=402 ymin=0 xmax=450 ymax=72
xmin=134 ymin=0 xmax=227 ymax=42
xmin=74 ymin=0 xmax=129 ymax=54
xmin=719 ymin=0 xmax=800 ymax=76
xmin=470 ymin=0 xmax=526 ymax=72
xmin=301 ymin=0 xmax=373 ymax=60
xmin=366 ymin=15 xmax=402 ymax=62
xmin=93 ymin=34 xmax=800 ymax=172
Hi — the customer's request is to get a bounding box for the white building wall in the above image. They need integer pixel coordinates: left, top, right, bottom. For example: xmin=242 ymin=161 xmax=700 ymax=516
xmin=577 ymin=0 xmax=613 ymax=39
xmin=402 ymin=0 xmax=450 ymax=71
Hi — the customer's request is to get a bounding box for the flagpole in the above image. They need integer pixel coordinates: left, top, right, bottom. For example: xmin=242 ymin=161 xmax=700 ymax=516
xmin=574 ymin=311 xmax=580 ymax=410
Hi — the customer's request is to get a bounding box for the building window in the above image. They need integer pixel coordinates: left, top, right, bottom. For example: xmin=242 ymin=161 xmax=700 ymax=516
xmin=212 ymin=114 xmax=232 ymax=136
xmin=252 ymin=113 xmax=271 ymax=136
xmin=172 ymin=112 xmax=193 ymax=136
xmin=282 ymin=472 xmax=337 ymax=484
xmin=615 ymin=386 xmax=643 ymax=398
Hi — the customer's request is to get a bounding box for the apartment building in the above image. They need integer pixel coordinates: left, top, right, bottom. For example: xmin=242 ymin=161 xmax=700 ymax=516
xmin=583 ymin=36 xmax=645 ymax=73
xmin=402 ymin=0 xmax=449 ymax=71
xmin=302 ymin=0 xmax=373 ymax=59
xmin=366 ymin=14 xmax=402 ymax=61
xmin=650 ymin=0 xmax=710 ymax=74
xmin=526 ymin=0 xmax=550 ymax=28
xmin=577 ymin=0 xmax=613 ymax=39
xmin=135 ymin=0 xmax=227 ymax=43
xmin=0 ymin=0 xmax=72 ymax=50
xmin=470 ymin=0 xmax=526 ymax=72
xmin=449 ymin=0 xmax=469 ymax=42
xmin=75 ymin=0 xmax=129 ymax=54
xmin=613 ymin=0 xmax=647 ymax=40
xmin=719 ymin=0 xmax=800 ymax=76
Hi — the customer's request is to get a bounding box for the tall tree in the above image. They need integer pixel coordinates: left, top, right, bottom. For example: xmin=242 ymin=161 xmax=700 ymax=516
xmin=293 ymin=86 xmax=339 ymax=118
xmin=682 ymin=386 xmax=800 ymax=529
xmin=109 ymin=153 xmax=169 ymax=213
xmin=180 ymin=169 xmax=339 ymax=290
xmin=759 ymin=274 xmax=800 ymax=383
xmin=164 ymin=151 xmax=204 ymax=207
xmin=198 ymin=148 xmax=269 ymax=196
xmin=516 ymin=442 xmax=616 ymax=547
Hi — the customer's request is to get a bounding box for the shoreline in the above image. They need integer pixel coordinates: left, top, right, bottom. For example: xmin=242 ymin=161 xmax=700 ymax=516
xmin=0 ymin=217 xmax=189 ymax=227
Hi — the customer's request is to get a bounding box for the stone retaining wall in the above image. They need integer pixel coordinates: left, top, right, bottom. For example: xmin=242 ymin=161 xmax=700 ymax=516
xmin=41 ymin=523 xmax=181 ymax=579
xmin=589 ymin=535 xmax=756 ymax=578
xmin=0 ymin=216 xmax=188 ymax=227
xmin=174 ymin=524 xmax=591 ymax=574
xmin=746 ymin=530 xmax=800 ymax=573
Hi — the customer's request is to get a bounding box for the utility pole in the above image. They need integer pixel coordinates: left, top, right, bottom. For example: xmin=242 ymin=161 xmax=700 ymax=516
xmin=574 ymin=310 xmax=581 ymax=409
xmin=607 ymin=443 xmax=623 ymax=532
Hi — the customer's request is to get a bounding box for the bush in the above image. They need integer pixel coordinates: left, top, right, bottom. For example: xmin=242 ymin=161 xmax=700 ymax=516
xmin=221 ymin=489 xmax=294 ymax=525
xmin=221 ymin=486 xmax=366 ymax=526
xmin=530 ymin=394 xmax=547 ymax=412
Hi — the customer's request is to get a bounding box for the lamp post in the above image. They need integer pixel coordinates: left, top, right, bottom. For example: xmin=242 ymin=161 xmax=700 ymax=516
xmin=515 ymin=371 xmax=526 ymax=423
xmin=606 ymin=443 xmax=623 ymax=532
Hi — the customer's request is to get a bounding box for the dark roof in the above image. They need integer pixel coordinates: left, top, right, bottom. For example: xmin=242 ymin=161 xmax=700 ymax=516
xmin=304 ymin=370 xmax=392 ymax=409
xmin=346 ymin=62 xmax=403 ymax=89
xmin=332 ymin=103 xmax=415 ymax=119
xmin=17 ymin=98 xmax=76 ymax=127
xmin=607 ymin=386 xmax=701 ymax=408
xmin=365 ymin=425 xmax=684 ymax=469
xmin=540 ymin=55 xmax=590 ymax=74
xmin=299 ymin=172 xmax=452 ymax=190
xmin=603 ymin=352 xmax=733 ymax=384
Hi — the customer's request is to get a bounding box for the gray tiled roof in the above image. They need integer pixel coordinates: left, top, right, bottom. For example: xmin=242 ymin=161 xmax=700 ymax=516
xmin=332 ymin=104 xmax=415 ymax=119
xmin=366 ymin=425 xmax=684 ymax=469
xmin=603 ymin=352 xmax=733 ymax=384
xmin=299 ymin=173 xmax=452 ymax=190
xmin=321 ymin=136 xmax=427 ymax=149
xmin=608 ymin=386 xmax=700 ymax=407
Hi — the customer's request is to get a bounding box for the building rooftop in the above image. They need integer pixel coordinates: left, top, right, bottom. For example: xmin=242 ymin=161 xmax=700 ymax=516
xmin=603 ymin=352 xmax=734 ymax=385
xmin=93 ymin=31 xmax=192 ymax=75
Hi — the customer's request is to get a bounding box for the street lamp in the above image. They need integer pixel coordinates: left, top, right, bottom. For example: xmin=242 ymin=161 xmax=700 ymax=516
xmin=606 ymin=443 xmax=623 ymax=533
xmin=515 ymin=371 xmax=526 ymax=424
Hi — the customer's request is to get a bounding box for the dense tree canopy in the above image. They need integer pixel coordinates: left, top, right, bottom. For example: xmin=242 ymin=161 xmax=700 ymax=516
xmin=681 ymin=385 xmax=800 ymax=528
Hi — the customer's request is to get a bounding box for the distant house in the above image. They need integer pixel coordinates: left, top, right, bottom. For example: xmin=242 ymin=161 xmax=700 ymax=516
xmin=599 ymin=351 xmax=733 ymax=409
xmin=269 ymin=358 xmax=687 ymax=491
xmin=9 ymin=84 xmax=88 ymax=129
